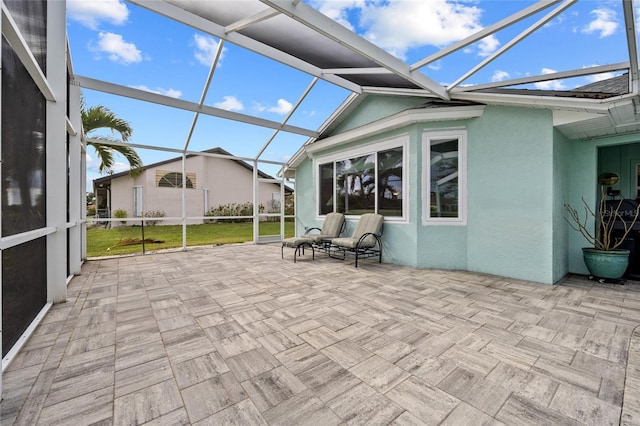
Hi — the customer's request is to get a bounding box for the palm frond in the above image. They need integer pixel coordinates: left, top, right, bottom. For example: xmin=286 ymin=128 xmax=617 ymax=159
xmin=112 ymin=145 xmax=144 ymax=176
xmin=82 ymin=105 xmax=132 ymax=141
xmin=82 ymin=99 xmax=142 ymax=176
xmin=87 ymin=141 xmax=116 ymax=174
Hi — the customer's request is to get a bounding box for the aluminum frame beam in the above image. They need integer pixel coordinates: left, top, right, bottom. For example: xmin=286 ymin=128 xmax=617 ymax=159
xmin=1 ymin=3 xmax=55 ymax=101
xmin=256 ymin=77 xmax=318 ymax=160
xmin=182 ymin=39 xmax=225 ymax=152
xmin=225 ymin=7 xmax=280 ymax=34
xmin=448 ymin=0 xmax=577 ymax=90
xmin=411 ymin=0 xmax=561 ymax=71
xmin=622 ymin=0 xmax=639 ymax=92
xmin=450 ymin=62 xmax=630 ymax=93
xmin=75 ymin=75 xmax=318 ymax=138
xmin=259 ymin=0 xmax=450 ymax=100
xmin=86 ymin=137 xmax=288 ymax=166
xmin=128 ymin=0 xmax=362 ymax=94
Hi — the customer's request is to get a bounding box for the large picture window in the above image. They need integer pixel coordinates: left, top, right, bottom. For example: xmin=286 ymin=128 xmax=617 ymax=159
xmin=422 ymin=130 xmax=467 ymax=225
xmin=317 ymin=138 xmax=405 ymax=218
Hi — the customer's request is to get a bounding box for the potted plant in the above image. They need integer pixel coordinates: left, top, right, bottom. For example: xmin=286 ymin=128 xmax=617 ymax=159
xmin=564 ymin=173 xmax=639 ymax=280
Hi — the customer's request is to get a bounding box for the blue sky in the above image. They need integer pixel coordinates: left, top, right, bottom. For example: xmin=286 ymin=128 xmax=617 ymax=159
xmin=66 ymin=0 xmax=633 ymax=191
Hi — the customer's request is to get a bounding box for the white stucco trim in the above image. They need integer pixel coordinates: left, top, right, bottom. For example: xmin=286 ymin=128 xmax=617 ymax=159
xmin=305 ymin=105 xmax=485 ymax=156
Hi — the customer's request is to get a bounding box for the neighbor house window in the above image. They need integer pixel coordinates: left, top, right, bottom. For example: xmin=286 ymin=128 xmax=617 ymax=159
xmin=317 ymin=136 xmax=406 ymax=218
xmin=133 ymin=186 xmax=143 ymax=217
xmin=422 ymin=130 xmax=467 ymax=225
xmin=156 ymin=170 xmax=195 ymax=188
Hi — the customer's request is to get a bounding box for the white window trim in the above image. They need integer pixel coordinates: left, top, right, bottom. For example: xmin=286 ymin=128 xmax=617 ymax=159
xmin=422 ymin=129 xmax=467 ymax=226
xmin=315 ymin=134 xmax=409 ymax=222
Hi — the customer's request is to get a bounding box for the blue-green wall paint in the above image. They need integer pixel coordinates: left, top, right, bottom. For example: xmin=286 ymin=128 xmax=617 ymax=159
xmin=329 ymin=95 xmax=427 ymax=135
xmin=295 ymin=99 xmax=585 ymax=284
xmin=553 ymin=129 xmax=571 ymax=283
xmin=463 ymin=106 xmax=554 ymax=283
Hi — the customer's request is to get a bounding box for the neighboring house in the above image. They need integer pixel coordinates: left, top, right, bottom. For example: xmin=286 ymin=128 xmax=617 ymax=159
xmin=94 ymin=148 xmax=290 ymax=225
xmin=286 ymin=74 xmax=640 ymax=285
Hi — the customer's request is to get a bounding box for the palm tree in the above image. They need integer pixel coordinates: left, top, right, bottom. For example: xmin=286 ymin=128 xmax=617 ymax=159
xmin=82 ymin=100 xmax=143 ymax=176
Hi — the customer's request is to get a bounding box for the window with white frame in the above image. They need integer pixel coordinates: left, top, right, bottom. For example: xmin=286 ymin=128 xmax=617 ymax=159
xmin=156 ymin=170 xmax=195 ymax=188
xmin=133 ymin=186 xmax=143 ymax=217
xmin=203 ymin=188 xmax=209 ymax=215
xmin=317 ymin=137 xmax=406 ymax=218
xmin=422 ymin=130 xmax=467 ymax=225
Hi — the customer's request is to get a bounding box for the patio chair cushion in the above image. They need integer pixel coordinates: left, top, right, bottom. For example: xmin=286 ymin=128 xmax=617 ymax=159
xmin=282 ymin=236 xmax=314 ymax=248
xmin=281 ymin=236 xmax=315 ymax=263
xmin=304 ymin=212 xmax=345 ymax=243
xmin=331 ymin=213 xmax=383 ymax=248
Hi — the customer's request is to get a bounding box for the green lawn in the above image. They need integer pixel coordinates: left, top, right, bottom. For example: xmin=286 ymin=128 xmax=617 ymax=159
xmin=87 ymin=221 xmax=294 ymax=257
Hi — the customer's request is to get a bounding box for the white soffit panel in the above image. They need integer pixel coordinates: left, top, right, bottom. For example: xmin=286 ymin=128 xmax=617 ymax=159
xmin=553 ymin=110 xmax=605 ymax=127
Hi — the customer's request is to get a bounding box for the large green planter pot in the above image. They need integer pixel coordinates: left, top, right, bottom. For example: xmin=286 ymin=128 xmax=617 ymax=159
xmin=582 ymin=248 xmax=630 ymax=279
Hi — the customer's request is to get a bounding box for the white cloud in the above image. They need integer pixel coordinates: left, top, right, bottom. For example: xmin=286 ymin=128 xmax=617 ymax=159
xmin=86 ymin=151 xmax=129 ymax=174
xmin=111 ymin=162 xmax=131 ymax=174
xmin=86 ymin=153 xmax=96 ymax=172
xmin=67 ymin=0 xmax=129 ymax=29
xmin=268 ymin=99 xmax=293 ymax=115
xmin=582 ymin=8 xmax=618 ymax=38
xmin=491 ymin=70 xmax=510 ymax=82
xmin=583 ymin=71 xmax=618 ymax=84
xmin=533 ymin=68 xmax=567 ymax=90
xmin=306 ymin=0 xmax=366 ymax=31
xmin=214 ymin=96 xmax=244 ymax=111
xmin=427 ymin=61 xmax=442 ymax=71
xmin=92 ymin=32 xmax=142 ymax=64
xmin=194 ymin=34 xmax=225 ymax=66
xmin=308 ymin=0 xmax=490 ymax=59
xmin=130 ymin=85 xmax=182 ymax=98
xmin=477 ymin=35 xmax=500 ymax=58
xmin=253 ymin=99 xmax=293 ymax=115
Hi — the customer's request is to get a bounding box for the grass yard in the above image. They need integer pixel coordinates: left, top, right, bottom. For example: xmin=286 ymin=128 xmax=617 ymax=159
xmin=87 ymin=221 xmax=294 ymax=257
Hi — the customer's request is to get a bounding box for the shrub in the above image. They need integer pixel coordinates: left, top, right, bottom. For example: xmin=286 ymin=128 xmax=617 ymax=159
xmin=206 ymin=202 xmax=264 ymax=223
xmin=113 ymin=208 xmax=128 ymax=224
xmin=143 ymin=210 xmax=166 ymax=226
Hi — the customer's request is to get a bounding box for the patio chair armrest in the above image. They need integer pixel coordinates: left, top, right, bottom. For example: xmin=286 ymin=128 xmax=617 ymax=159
xmin=356 ymin=232 xmax=382 ymax=249
xmin=305 ymin=227 xmax=322 ymax=234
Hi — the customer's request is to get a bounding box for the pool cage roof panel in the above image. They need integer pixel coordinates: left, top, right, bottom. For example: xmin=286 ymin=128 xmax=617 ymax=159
xmin=74 ymin=0 xmax=640 ymax=169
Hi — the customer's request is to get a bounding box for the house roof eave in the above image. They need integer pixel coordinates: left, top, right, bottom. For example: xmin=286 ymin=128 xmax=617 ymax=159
xmin=305 ymin=104 xmax=486 ymax=156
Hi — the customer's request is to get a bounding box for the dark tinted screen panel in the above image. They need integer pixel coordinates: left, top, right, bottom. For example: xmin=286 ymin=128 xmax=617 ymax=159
xmin=2 ymin=37 xmax=47 ymax=237
xmin=3 ymin=0 xmax=47 ymax=71
xmin=2 ymin=237 xmax=47 ymax=357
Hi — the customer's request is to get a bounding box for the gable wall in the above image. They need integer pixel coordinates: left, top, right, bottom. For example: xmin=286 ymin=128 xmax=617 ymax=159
xmin=109 ymin=155 xmax=282 ymax=224
xmin=330 ymin=95 xmax=428 ymax=135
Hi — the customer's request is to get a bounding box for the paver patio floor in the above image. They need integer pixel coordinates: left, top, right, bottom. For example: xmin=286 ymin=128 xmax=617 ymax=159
xmin=2 ymin=243 xmax=640 ymax=425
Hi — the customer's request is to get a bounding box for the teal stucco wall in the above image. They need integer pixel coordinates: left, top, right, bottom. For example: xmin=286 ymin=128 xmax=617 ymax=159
xmin=552 ymin=129 xmax=571 ymax=283
xmin=463 ymin=106 xmax=554 ymax=284
xmin=295 ymin=100 xmax=564 ymax=284
xmin=329 ymin=95 xmax=427 ymax=135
